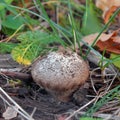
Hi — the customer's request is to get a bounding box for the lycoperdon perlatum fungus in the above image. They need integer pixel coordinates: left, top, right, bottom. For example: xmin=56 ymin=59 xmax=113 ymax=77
xmin=31 ymin=52 xmax=89 ymax=101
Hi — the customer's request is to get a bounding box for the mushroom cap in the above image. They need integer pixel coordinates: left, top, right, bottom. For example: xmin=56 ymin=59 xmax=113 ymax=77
xmin=31 ymin=52 xmax=89 ymax=101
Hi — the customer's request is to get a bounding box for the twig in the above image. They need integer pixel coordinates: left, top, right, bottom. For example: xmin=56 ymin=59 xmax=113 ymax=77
xmin=0 ymin=70 xmax=32 ymax=81
xmin=90 ymin=67 xmax=100 ymax=94
xmin=65 ymin=98 xmax=96 ymax=120
xmin=86 ymin=50 xmax=119 ymax=74
xmin=0 ymin=87 xmax=34 ymax=120
xmin=30 ymin=107 xmax=37 ymax=118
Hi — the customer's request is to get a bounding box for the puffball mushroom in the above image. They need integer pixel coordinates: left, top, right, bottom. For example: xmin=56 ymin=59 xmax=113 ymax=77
xmin=31 ymin=52 xmax=89 ymax=101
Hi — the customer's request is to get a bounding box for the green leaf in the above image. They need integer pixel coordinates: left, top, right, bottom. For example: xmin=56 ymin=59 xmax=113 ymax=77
xmin=0 ymin=0 xmax=13 ymax=10
xmin=2 ymin=15 xmax=24 ymax=30
xmin=0 ymin=42 xmax=16 ymax=53
xmin=11 ymin=31 xmax=61 ymax=65
xmin=110 ymin=53 xmax=120 ymax=69
xmin=81 ymin=0 xmax=103 ymax=35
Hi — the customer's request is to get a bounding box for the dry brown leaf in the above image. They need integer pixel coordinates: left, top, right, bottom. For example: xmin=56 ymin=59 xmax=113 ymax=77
xmin=3 ymin=106 xmax=18 ymax=120
xmin=83 ymin=33 xmax=99 ymax=45
xmin=83 ymin=32 xmax=115 ymax=45
xmin=96 ymin=0 xmax=120 ymax=12
xmin=97 ymin=38 xmax=120 ymax=54
xmin=96 ymin=0 xmax=120 ymax=17
xmin=113 ymin=36 xmax=120 ymax=43
xmin=83 ymin=31 xmax=120 ymax=54
xmin=104 ymin=6 xmax=120 ymax=23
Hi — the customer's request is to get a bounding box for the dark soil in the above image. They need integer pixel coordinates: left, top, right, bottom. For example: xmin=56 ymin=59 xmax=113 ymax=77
xmin=0 ymin=75 xmax=90 ymax=120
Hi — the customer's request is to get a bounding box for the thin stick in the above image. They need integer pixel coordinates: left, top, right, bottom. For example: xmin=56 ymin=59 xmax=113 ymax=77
xmin=0 ymin=87 xmax=34 ymax=120
xmin=65 ymin=98 xmax=96 ymax=120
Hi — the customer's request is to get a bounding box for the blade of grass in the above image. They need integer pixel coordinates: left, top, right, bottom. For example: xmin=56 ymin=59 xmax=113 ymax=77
xmin=6 ymin=4 xmax=98 ymax=57
xmin=8 ymin=4 xmax=71 ymax=35
xmin=68 ymin=14 xmax=76 ymax=51
xmin=33 ymin=0 xmax=59 ymax=35
xmin=6 ymin=24 xmax=25 ymax=42
xmin=85 ymin=7 xmax=120 ymax=59
xmin=85 ymin=85 xmax=120 ymax=116
xmin=8 ymin=4 xmax=73 ymax=47
xmin=8 ymin=1 xmax=102 ymax=58
xmin=68 ymin=0 xmax=83 ymax=54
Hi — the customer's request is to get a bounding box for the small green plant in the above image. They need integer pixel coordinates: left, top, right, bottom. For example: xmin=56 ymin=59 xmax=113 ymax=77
xmin=0 ymin=42 xmax=16 ymax=53
xmin=11 ymin=30 xmax=65 ymax=65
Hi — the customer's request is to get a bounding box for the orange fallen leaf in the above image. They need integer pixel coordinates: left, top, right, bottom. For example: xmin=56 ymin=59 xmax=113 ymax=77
xmin=96 ymin=0 xmax=120 ymax=12
xmin=104 ymin=6 xmax=120 ymax=23
xmin=83 ymin=30 xmax=120 ymax=54
xmin=96 ymin=0 xmax=120 ymax=17
xmin=83 ymin=32 xmax=116 ymax=45
xmin=113 ymin=36 xmax=120 ymax=43
xmin=97 ymin=37 xmax=120 ymax=54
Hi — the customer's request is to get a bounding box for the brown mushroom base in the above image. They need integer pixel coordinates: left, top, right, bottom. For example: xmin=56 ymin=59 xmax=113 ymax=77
xmin=49 ymin=89 xmax=74 ymax=102
xmin=36 ymin=79 xmax=86 ymax=102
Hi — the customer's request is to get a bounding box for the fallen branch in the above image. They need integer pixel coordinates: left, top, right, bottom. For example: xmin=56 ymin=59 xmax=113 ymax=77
xmin=0 ymin=70 xmax=32 ymax=81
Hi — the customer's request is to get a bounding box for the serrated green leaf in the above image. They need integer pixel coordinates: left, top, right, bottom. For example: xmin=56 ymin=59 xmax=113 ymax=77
xmin=0 ymin=42 xmax=16 ymax=53
xmin=11 ymin=31 xmax=61 ymax=65
xmin=110 ymin=53 xmax=120 ymax=69
xmin=2 ymin=15 xmax=24 ymax=30
xmin=81 ymin=0 xmax=103 ymax=35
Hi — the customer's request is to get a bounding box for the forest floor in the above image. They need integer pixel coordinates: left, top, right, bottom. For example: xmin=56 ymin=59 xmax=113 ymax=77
xmin=0 ymin=0 xmax=120 ymax=120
